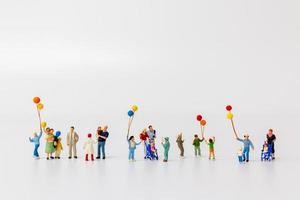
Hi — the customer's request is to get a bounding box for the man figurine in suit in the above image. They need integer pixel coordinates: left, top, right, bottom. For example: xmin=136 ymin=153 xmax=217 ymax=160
xmin=67 ymin=126 xmax=79 ymax=159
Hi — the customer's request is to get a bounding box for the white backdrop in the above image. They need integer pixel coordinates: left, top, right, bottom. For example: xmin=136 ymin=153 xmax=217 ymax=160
xmin=0 ymin=1 xmax=299 ymax=200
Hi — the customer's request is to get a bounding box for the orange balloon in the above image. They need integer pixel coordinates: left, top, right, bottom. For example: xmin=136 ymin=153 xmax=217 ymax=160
xmin=200 ymin=120 xmax=207 ymax=126
xmin=37 ymin=103 xmax=44 ymax=110
xmin=33 ymin=97 xmax=40 ymax=104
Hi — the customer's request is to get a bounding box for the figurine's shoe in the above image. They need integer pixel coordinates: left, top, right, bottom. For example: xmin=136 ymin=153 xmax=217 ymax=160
xmin=68 ymin=156 xmax=72 ymax=159
xmin=74 ymin=156 xmax=78 ymax=159
xmin=96 ymin=156 xmax=100 ymax=159
xmin=102 ymin=156 xmax=105 ymax=160
xmin=50 ymin=156 xmax=54 ymax=159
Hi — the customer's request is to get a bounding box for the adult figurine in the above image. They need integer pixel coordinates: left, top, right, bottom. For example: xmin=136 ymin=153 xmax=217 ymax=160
xmin=67 ymin=126 xmax=79 ymax=159
xmin=233 ymin=130 xmax=254 ymax=162
xmin=176 ymin=133 xmax=184 ymax=157
xmin=139 ymin=128 xmax=149 ymax=158
xmin=96 ymin=126 xmax=109 ymax=159
xmin=266 ymin=128 xmax=276 ymax=159
xmin=147 ymin=125 xmax=156 ymax=140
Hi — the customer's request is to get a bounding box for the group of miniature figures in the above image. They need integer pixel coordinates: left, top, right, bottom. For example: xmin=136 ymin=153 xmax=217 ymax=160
xmin=29 ymin=124 xmax=277 ymax=163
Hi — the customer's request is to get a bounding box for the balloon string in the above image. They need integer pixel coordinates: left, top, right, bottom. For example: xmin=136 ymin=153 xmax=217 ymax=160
xmin=127 ymin=115 xmax=135 ymax=137
xmin=231 ymin=119 xmax=238 ymax=138
xmin=200 ymin=123 xmax=203 ymax=135
xmin=36 ymin=105 xmax=42 ymax=130
xmin=200 ymin=122 xmax=205 ymax=139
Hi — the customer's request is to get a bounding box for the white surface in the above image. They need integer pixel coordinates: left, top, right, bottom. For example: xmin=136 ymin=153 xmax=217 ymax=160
xmin=0 ymin=0 xmax=300 ymax=199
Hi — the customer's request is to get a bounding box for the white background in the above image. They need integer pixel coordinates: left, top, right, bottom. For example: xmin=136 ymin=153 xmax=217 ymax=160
xmin=0 ymin=0 xmax=299 ymax=200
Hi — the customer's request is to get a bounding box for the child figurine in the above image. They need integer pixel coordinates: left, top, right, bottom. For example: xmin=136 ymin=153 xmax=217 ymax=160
xmin=29 ymin=129 xmax=43 ymax=159
xmin=127 ymin=134 xmax=141 ymax=161
xmin=237 ymin=147 xmax=243 ymax=163
xmin=150 ymin=139 xmax=157 ymax=154
xmin=161 ymin=137 xmax=170 ymax=162
xmin=176 ymin=133 xmax=184 ymax=157
xmin=54 ymin=138 xmax=63 ymax=159
xmin=83 ymin=133 xmax=97 ymax=161
xmin=205 ymin=137 xmax=216 ymax=160
xmin=263 ymin=141 xmax=268 ymax=153
xmin=192 ymin=134 xmax=204 ymax=156
xmin=54 ymin=131 xmax=63 ymax=159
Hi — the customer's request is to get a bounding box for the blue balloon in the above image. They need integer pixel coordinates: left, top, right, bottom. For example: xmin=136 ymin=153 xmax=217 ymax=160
xmin=55 ymin=131 xmax=61 ymax=137
xmin=128 ymin=110 xmax=134 ymax=117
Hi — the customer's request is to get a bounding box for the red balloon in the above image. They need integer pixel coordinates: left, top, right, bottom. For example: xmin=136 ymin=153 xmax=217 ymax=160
xmin=196 ymin=115 xmax=202 ymax=121
xmin=200 ymin=120 xmax=207 ymax=126
xmin=33 ymin=97 xmax=41 ymax=104
xmin=226 ymin=105 xmax=232 ymax=111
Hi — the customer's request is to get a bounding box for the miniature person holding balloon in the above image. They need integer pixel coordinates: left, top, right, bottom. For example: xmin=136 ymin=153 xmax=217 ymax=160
xmin=192 ymin=134 xmax=204 ymax=157
xmin=197 ymin=116 xmax=215 ymax=160
xmin=176 ymin=133 xmax=184 ymax=157
xmin=127 ymin=134 xmax=142 ymax=161
xmin=126 ymin=105 xmax=141 ymax=161
xmin=67 ymin=126 xmax=79 ymax=159
xmin=29 ymin=128 xmax=43 ymax=159
xmin=226 ymin=105 xmax=254 ymax=162
xmin=194 ymin=115 xmax=206 ymax=157
xmin=235 ymin=134 xmax=254 ymax=162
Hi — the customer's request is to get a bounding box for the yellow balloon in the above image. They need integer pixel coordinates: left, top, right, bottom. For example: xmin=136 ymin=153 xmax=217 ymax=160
xmin=132 ymin=105 xmax=138 ymax=112
xmin=37 ymin=103 xmax=44 ymax=110
xmin=227 ymin=113 xmax=233 ymax=120
xmin=41 ymin=121 xmax=47 ymax=128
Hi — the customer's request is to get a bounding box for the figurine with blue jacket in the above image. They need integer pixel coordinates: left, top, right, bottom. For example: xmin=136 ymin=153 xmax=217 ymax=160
xmin=29 ymin=128 xmax=43 ymax=159
xmin=127 ymin=133 xmax=141 ymax=161
xmin=233 ymin=129 xmax=254 ymax=162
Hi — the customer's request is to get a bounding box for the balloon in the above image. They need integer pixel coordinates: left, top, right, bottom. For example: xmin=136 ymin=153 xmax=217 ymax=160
xmin=226 ymin=105 xmax=232 ymax=111
xmin=55 ymin=131 xmax=61 ymax=137
xmin=128 ymin=110 xmax=134 ymax=117
xmin=37 ymin=103 xmax=44 ymax=110
xmin=41 ymin=121 xmax=47 ymax=128
xmin=196 ymin=115 xmax=202 ymax=121
xmin=200 ymin=120 xmax=207 ymax=126
xmin=132 ymin=105 xmax=138 ymax=112
xmin=227 ymin=113 xmax=234 ymax=120
xmin=33 ymin=97 xmax=41 ymax=104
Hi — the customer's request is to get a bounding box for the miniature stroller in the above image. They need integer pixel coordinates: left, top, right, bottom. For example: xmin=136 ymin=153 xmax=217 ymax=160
xmin=261 ymin=142 xmax=273 ymax=161
xmin=145 ymin=142 xmax=159 ymax=160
